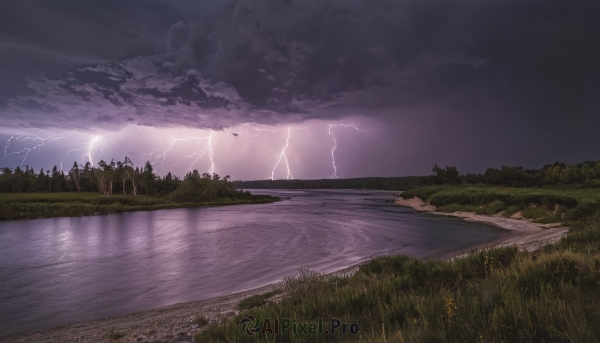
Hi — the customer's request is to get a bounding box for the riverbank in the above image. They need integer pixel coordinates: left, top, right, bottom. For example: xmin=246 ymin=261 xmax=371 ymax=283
xmin=394 ymin=196 xmax=569 ymax=255
xmin=0 ymin=192 xmax=279 ymax=221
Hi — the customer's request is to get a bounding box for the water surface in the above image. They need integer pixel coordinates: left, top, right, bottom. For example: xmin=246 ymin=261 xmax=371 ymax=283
xmin=0 ymin=189 xmax=508 ymax=335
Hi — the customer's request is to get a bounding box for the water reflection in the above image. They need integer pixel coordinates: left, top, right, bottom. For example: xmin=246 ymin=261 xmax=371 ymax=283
xmin=0 ymin=190 xmax=507 ymax=335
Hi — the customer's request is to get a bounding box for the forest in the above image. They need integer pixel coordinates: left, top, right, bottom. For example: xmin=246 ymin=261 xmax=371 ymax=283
xmin=0 ymin=157 xmax=227 ymax=196
xmin=234 ymin=160 xmax=600 ymax=190
xmin=4 ymin=159 xmax=600 ymax=194
xmin=0 ymin=158 xmax=278 ymax=220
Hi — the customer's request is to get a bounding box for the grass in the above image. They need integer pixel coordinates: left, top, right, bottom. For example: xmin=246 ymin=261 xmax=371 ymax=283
xmin=238 ymin=290 xmax=284 ymax=310
xmin=194 ymin=184 xmax=600 ymax=342
xmin=402 ymin=184 xmax=600 ymax=223
xmin=195 ymin=315 xmax=210 ymax=327
xmin=107 ymin=331 xmax=127 ymax=340
xmin=0 ymin=192 xmax=279 ymax=220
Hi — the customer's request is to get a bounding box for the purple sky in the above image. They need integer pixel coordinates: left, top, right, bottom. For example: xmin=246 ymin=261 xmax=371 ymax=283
xmin=1 ymin=0 xmax=599 ymax=179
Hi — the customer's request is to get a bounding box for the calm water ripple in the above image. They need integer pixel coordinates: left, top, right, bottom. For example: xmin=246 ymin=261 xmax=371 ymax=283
xmin=0 ymin=189 xmax=508 ymax=335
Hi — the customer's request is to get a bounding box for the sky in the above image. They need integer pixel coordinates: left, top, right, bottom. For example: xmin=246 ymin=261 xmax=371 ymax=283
xmin=0 ymin=0 xmax=599 ymax=180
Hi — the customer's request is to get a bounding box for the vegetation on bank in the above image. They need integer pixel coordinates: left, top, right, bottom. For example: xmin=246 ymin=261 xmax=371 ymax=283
xmin=0 ymin=191 xmax=277 ymax=220
xmin=401 ymin=184 xmax=600 ymax=224
xmin=0 ymin=158 xmax=279 ymax=220
xmin=237 ymin=290 xmax=284 ymax=311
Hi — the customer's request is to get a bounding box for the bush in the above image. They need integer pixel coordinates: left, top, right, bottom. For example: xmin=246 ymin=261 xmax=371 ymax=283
xmin=237 ymin=290 xmax=283 ymax=310
xmin=474 ymin=200 xmax=508 ymax=215
xmin=521 ymin=206 xmax=549 ymax=219
xmin=194 ymin=315 xmax=209 ymax=327
xmin=282 ymin=267 xmax=324 ymax=304
xmin=436 ymin=203 xmax=476 ymax=213
xmin=108 ymin=331 xmax=127 ymax=340
xmin=168 ymin=177 xmax=231 ymax=203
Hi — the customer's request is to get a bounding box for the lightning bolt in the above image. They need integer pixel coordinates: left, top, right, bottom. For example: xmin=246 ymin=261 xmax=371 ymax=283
xmin=145 ymin=130 xmax=216 ymax=175
xmin=57 ymin=125 xmax=135 ymax=170
xmin=243 ymin=124 xmax=320 ymax=180
xmin=207 ymin=132 xmax=215 ymax=174
xmin=271 ymin=127 xmax=293 ymax=180
xmin=326 ymin=123 xmax=375 ymax=179
xmin=1 ymin=122 xmax=378 ymax=180
xmin=1 ymin=136 xmax=15 ymax=162
xmin=58 ymin=135 xmax=100 ymax=170
xmin=88 ymin=136 xmax=101 ymax=166
xmin=328 ymin=125 xmax=340 ymax=179
xmin=1 ymin=130 xmax=76 ymax=167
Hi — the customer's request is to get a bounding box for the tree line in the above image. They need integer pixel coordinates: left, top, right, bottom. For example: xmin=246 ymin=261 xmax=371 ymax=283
xmin=4 ymin=159 xmax=600 ymax=194
xmin=0 ymin=158 xmax=232 ymax=196
xmin=460 ymin=160 xmax=600 ymax=187
xmin=232 ymin=177 xmax=423 ymax=191
xmin=234 ymin=160 xmax=600 ymax=190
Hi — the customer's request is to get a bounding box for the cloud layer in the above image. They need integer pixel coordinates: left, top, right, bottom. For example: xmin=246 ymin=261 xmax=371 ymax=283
xmin=1 ymin=0 xmax=599 ymax=132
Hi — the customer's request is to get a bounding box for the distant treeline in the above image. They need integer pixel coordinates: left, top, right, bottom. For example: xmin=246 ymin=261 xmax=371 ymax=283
xmin=233 ymin=177 xmax=423 ymax=191
xmin=449 ymin=161 xmax=600 ymax=187
xmin=0 ymin=158 xmax=241 ymax=201
xmin=4 ymin=159 xmax=600 ymax=194
xmin=234 ymin=161 xmax=600 ymax=190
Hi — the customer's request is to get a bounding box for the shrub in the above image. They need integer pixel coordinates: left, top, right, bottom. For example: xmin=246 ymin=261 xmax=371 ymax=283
xmin=194 ymin=315 xmax=209 ymax=327
xmin=108 ymin=331 xmax=127 ymax=340
xmin=282 ymin=267 xmax=324 ymax=304
xmin=521 ymin=206 xmax=549 ymax=219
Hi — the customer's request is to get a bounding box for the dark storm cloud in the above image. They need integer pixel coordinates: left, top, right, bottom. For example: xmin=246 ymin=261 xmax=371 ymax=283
xmin=1 ymin=0 xmax=599 ymax=130
xmin=0 ymin=0 xmax=196 ymax=97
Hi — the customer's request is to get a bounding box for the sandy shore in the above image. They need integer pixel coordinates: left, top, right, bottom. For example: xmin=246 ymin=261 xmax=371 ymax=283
xmin=394 ymin=196 xmax=569 ymax=255
xmin=0 ymin=197 xmax=568 ymax=343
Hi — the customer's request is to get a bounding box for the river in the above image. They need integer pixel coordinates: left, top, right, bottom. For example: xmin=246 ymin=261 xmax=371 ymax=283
xmin=0 ymin=189 xmax=509 ymax=335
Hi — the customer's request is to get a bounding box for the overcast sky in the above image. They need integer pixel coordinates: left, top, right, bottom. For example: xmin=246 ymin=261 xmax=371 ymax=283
xmin=1 ymin=0 xmax=599 ymax=179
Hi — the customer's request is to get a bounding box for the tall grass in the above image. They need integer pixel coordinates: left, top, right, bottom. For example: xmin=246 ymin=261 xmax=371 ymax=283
xmin=198 ymin=248 xmax=600 ymax=342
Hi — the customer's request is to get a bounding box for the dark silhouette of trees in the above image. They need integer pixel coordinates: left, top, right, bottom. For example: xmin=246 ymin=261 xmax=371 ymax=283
xmin=5 ymin=159 xmax=600 ymax=194
xmin=233 ymin=177 xmax=425 ymax=191
xmin=432 ymin=165 xmax=461 ymax=185
xmin=69 ymin=162 xmax=81 ymax=191
xmin=235 ymin=160 xmax=600 ymax=190
xmin=0 ymin=158 xmax=176 ymax=195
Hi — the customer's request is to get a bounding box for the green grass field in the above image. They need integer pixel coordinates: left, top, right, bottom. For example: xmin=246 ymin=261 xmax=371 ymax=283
xmin=0 ymin=192 xmax=278 ymax=220
xmin=195 ymin=185 xmax=600 ymax=342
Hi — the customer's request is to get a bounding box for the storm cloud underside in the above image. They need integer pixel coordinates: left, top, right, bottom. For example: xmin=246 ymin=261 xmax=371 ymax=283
xmin=1 ymin=0 xmax=599 ymax=177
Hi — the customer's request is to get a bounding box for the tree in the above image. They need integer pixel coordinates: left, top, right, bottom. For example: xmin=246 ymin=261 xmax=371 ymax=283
xmin=169 ymin=170 xmax=235 ymax=203
xmin=432 ymin=165 xmax=461 ymax=185
xmin=70 ymin=162 xmax=81 ymax=191
xmin=94 ymin=160 xmax=116 ymax=195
